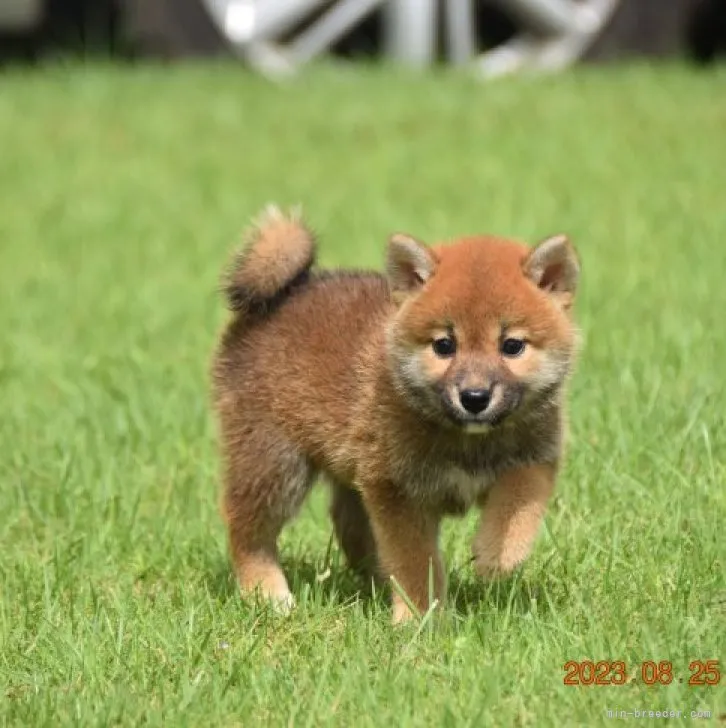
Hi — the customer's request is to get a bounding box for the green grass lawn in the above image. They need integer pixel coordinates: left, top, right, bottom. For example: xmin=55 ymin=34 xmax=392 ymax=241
xmin=1 ymin=60 xmax=724 ymax=727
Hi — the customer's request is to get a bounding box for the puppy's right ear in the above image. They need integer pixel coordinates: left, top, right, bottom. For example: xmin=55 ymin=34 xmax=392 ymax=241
xmin=386 ymin=233 xmax=438 ymax=303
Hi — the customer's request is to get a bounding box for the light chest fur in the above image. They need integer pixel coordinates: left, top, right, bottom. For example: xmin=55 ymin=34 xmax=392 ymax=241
xmin=378 ymin=405 xmax=563 ymax=514
xmin=419 ymin=462 xmax=495 ymax=513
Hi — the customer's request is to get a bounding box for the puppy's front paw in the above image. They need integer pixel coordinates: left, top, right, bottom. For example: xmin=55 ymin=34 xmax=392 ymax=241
xmin=473 ymin=535 xmax=531 ymax=580
xmin=272 ymin=590 xmax=296 ymax=614
xmin=392 ymin=596 xmax=416 ymax=625
xmin=390 ymin=589 xmax=441 ymax=625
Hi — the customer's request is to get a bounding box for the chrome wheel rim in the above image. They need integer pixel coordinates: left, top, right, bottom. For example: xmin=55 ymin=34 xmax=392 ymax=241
xmin=198 ymin=0 xmax=623 ymax=78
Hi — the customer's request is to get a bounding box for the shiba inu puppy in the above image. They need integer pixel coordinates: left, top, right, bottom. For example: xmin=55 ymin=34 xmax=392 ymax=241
xmin=212 ymin=206 xmax=580 ymax=623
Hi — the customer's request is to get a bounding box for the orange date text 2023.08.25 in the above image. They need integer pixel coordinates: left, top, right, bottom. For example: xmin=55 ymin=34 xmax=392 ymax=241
xmin=563 ymin=660 xmax=721 ymax=686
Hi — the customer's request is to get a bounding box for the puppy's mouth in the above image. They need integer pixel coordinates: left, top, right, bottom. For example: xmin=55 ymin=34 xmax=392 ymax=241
xmin=440 ymin=385 xmax=523 ymax=432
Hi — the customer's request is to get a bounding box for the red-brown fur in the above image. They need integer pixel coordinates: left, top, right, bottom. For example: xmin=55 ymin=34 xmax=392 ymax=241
xmin=212 ymin=206 xmax=580 ymax=622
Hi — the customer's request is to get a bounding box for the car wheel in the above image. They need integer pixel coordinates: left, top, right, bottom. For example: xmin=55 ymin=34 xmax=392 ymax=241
xmin=121 ymin=0 xmax=224 ymax=58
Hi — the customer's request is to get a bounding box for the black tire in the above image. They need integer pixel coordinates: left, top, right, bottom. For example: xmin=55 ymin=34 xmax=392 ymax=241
xmin=121 ymin=0 xmax=225 ymax=58
xmin=41 ymin=0 xmax=120 ymax=54
xmin=687 ymin=0 xmax=726 ymax=62
xmin=585 ymin=0 xmax=704 ymax=60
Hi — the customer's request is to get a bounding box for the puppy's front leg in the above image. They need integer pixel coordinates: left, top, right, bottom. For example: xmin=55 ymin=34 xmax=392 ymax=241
xmin=363 ymin=488 xmax=444 ymax=624
xmin=473 ymin=462 xmax=556 ymax=579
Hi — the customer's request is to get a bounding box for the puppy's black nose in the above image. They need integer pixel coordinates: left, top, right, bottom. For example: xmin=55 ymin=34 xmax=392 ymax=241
xmin=459 ymin=388 xmax=491 ymax=414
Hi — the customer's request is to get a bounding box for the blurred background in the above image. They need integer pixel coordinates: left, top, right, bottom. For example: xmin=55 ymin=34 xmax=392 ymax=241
xmin=1 ymin=0 xmax=725 ymax=72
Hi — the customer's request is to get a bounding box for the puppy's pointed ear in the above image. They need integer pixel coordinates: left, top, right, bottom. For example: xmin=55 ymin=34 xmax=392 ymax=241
xmin=523 ymin=234 xmax=579 ymax=308
xmin=387 ymin=233 xmax=438 ymax=302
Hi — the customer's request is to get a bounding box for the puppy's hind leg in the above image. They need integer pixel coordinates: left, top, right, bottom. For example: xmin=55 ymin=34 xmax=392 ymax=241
xmin=221 ymin=430 xmax=314 ymax=611
xmin=329 ymin=483 xmax=378 ymax=580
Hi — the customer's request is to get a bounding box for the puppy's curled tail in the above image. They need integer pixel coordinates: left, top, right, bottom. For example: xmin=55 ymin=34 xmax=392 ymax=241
xmin=223 ymin=205 xmax=315 ymax=315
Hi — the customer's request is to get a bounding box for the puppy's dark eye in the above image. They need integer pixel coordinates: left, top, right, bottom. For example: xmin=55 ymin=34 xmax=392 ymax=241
xmin=501 ymin=338 xmax=526 ymax=357
xmin=432 ymin=336 xmax=457 ymax=358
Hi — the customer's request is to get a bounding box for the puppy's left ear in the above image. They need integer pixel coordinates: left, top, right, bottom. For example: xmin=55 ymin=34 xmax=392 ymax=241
xmin=523 ymin=234 xmax=579 ymax=308
xmin=387 ymin=233 xmax=439 ymax=304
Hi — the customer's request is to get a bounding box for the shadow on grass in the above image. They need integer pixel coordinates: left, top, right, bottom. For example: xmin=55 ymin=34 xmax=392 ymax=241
xmin=448 ymin=569 xmax=549 ymax=617
xmin=202 ymin=552 xmax=378 ymax=609
xmin=203 ymin=558 xmax=239 ymax=601
xmin=204 ymin=552 xmax=552 ymax=619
